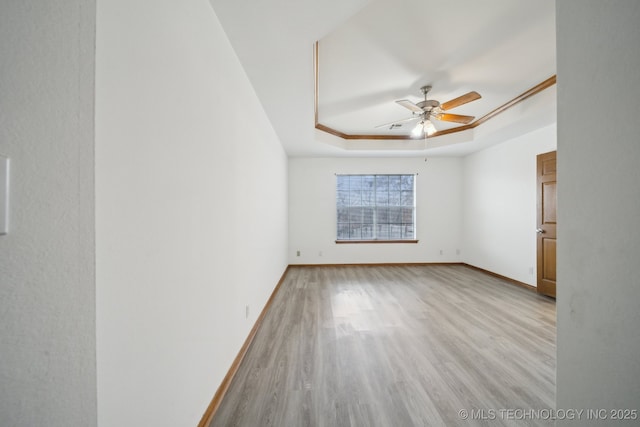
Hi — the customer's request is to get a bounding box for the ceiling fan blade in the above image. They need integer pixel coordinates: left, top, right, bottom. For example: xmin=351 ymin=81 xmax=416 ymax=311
xmin=374 ymin=115 xmax=421 ymax=129
xmin=440 ymin=91 xmax=481 ymax=111
xmin=396 ymin=99 xmax=424 ymax=113
xmin=434 ymin=113 xmax=475 ymax=124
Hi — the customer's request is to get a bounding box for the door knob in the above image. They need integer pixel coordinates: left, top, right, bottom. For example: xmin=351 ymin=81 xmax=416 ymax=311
xmin=536 ymin=228 xmax=545 ymax=234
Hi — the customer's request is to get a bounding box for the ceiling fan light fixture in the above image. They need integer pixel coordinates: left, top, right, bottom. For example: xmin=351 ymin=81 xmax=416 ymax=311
xmin=412 ymin=119 xmax=437 ymax=137
xmin=424 ymin=119 xmax=437 ymax=136
xmin=412 ymin=121 xmax=425 ymax=137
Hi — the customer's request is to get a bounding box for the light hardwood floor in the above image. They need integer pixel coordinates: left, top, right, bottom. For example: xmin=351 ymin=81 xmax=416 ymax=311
xmin=209 ymin=264 xmax=556 ymax=427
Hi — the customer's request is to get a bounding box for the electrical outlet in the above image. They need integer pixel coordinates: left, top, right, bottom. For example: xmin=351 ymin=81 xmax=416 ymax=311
xmin=296 ymin=250 xmax=300 ymax=257
xmin=318 ymin=251 xmax=323 ymax=257
xmin=439 ymin=249 xmax=443 ymax=255
xmin=245 ymin=305 xmax=250 ymax=319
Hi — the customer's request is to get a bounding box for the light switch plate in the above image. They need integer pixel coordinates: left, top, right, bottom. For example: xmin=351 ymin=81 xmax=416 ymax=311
xmin=0 ymin=155 xmax=9 ymax=235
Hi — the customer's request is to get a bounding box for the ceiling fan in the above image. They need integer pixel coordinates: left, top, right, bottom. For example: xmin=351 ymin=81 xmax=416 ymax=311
xmin=376 ymin=85 xmax=481 ymax=137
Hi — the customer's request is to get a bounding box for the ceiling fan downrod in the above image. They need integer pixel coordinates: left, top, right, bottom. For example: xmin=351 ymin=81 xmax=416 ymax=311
xmin=417 ymin=85 xmax=440 ymax=112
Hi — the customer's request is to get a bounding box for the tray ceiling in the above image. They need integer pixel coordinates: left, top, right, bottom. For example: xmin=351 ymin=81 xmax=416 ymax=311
xmin=211 ymin=0 xmax=556 ymax=156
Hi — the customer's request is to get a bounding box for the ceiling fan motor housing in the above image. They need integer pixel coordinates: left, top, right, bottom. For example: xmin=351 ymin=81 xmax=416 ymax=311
xmin=417 ymin=99 xmax=440 ymax=111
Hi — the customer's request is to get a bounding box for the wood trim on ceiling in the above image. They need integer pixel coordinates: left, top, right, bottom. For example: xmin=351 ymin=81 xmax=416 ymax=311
xmin=314 ymin=41 xmax=556 ymax=141
xmin=471 ymin=76 xmax=557 ymax=128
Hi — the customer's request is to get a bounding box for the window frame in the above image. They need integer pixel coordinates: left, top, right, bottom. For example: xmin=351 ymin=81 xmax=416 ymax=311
xmin=335 ymin=173 xmax=418 ymax=244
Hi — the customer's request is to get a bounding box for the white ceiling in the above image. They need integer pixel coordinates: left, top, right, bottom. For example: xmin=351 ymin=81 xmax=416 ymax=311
xmin=209 ymin=0 xmax=556 ymax=157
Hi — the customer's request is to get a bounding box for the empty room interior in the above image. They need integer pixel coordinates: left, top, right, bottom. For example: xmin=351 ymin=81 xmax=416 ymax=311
xmin=1 ymin=1 xmax=639 ymax=426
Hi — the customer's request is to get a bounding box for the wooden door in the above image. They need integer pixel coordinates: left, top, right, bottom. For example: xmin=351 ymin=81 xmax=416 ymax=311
xmin=536 ymin=151 xmax=557 ymax=297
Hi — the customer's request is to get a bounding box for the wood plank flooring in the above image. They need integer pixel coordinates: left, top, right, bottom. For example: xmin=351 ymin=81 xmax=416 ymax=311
xmin=209 ymin=265 xmax=556 ymax=427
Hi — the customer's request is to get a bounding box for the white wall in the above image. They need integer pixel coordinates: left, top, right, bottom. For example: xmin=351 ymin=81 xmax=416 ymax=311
xmin=288 ymin=157 xmax=463 ymax=264
xmin=462 ymin=124 xmax=557 ymax=285
xmin=95 ymin=1 xmax=288 ymax=426
xmin=288 ymin=129 xmax=557 ymax=277
xmin=0 ymin=2 xmax=97 ymax=426
xmin=557 ymin=2 xmax=640 ymax=424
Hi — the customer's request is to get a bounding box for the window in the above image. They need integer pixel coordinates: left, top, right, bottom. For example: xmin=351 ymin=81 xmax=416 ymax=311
xmin=336 ymin=174 xmax=416 ymax=242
